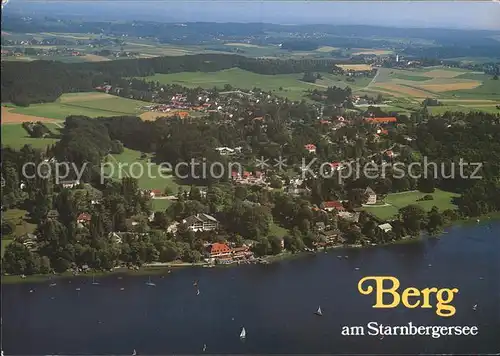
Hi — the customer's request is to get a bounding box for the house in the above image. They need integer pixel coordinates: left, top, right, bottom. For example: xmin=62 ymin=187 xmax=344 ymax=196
xmin=321 ymin=201 xmax=345 ymax=212
xmin=315 ymin=222 xmax=326 ymax=231
xmin=208 ymin=243 xmax=231 ymax=258
xmin=231 ymin=246 xmax=254 ymax=259
xmin=176 ymin=111 xmax=189 ymax=119
xmin=149 ymin=189 xmax=163 ymax=198
xmin=365 ymin=187 xmax=377 ymax=205
xmin=183 ymin=213 xmax=218 ymax=232
xmin=378 ymin=223 xmax=393 ymax=233
xmin=329 ymin=162 xmax=343 ymax=171
xmin=215 ymin=147 xmax=235 ymax=156
xmin=365 ymin=117 xmax=397 ymax=124
xmin=108 ymin=232 xmax=123 ymax=244
xmin=338 ymin=211 xmax=360 ymax=223
xmin=304 ymin=144 xmax=317 ymax=154
xmin=167 ymin=222 xmax=179 ymax=234
xmin=60 ymin=180 xmax=80 ymax=189
xmin=46 ymin=210 xmax=60 ymax=220
xmin=215 ymin=146 xmax=242 ymax=156
xmin=17 ymin=233 xmax=38 ymax=251
xmin=77 ymin=213 xmax=91 ymax=224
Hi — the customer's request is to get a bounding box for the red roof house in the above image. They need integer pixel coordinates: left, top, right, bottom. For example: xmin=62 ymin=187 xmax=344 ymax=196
xmin=321 ymin=201 xmax=345 ymax=212
xmin=365 ymin=117 xmax=397 ymax=124
xmin=208 ymin=243 xmax=232 ymax=258
xmin=77 ymin=213 xmax=91 ymax=224
xmin=304 ymin=144 xmax=317 ymax=154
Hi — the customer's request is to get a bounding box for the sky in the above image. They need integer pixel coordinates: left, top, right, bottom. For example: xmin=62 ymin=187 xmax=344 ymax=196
xmin=4 ymin=1 xmax=500 ymax=31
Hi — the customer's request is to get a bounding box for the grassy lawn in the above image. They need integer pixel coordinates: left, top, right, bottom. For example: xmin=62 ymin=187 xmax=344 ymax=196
xmin=1 ymin=123 xmax=60 ymax=149
xmin=8 ymin=93 xmax=147 ymax=120
xmin=1 ymin=209 xmax=37 ymax=245
xmin=362 ymin=189 xmax=460 ymax=220
xmin=428 ymin=105 xmax=500 ymax=115
xmin=151 ymin=199 xmax=174 ymax=212
xmin=103 ymin=148 xmax=183 ymax=192
xmin=391 ymin=73 xmax=431 ymax=81
xmin=1 ymin=238 xmax=14 ymax=257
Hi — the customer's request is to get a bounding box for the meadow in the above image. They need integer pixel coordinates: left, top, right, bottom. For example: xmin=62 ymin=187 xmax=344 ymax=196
xmin=1 ymin=209 xmax=37 ymax=256
xmin=2 ymin=122 xmax=61 ymax=149
xmin=102 ymin=148 xmax=184 ymax=195
xmin=5 ymin=93 xmax=147 ymax=120
xmin=362 ymin=189 xmax=460 ymax=221
xmin=361 ymin=67 xmax=500 ymax=114
xmin=142 ymin=68 xmax=371 ymax=101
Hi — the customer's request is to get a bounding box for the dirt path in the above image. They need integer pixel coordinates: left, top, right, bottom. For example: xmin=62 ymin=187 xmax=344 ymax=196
xmin=1 ymin=106 xmax=61 ymax=125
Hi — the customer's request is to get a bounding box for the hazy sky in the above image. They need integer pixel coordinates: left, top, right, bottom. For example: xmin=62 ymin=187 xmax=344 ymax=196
xmin=5 ymin=1 xmax=500 ymax=30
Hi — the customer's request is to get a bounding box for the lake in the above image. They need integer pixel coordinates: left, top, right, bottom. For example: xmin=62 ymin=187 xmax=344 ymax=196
xmin=3 ymin=221 xmax=500 ymax=355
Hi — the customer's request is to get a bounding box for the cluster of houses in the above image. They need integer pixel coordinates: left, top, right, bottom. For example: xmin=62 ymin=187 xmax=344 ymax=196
xmin=231 ymin=170 xmax=266 ymax=186
xmin=215 ymin=146 xmax=243 ymax=156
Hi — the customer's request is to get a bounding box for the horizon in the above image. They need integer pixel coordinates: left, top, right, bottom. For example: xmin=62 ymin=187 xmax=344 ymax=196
xmin=3 ymin=1 xmax=500 ymax=31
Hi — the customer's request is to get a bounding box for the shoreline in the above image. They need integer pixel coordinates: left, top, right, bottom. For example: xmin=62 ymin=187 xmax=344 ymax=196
xmin=3 ymin=213 xmax=499 ymax=285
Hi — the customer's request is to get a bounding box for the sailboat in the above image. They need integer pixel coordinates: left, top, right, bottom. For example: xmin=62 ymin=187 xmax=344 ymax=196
xmin=193 ymin=280 xmax=198 ymax=287
xmin=132 ymin=349 xmax=137 ymax=356
xmin=92 ymin=274 xmax=100 ymax=285
xmin=315 ymin=306 xmax=323 ymax=316
xmin=196 ymin=289 xmax=200 ymax=296
xmin=202 ymin=344 xmax=207 ymax=352
xmin=473 ymin=304 xmax=478 ymax=311
xmin=145 ymin=277 xmax=156 ymax=287
xmin=239 ymin=327 xmax=246 ymax=339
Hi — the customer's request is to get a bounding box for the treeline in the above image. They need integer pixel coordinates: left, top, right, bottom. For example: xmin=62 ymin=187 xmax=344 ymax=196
xmin=1 ymin=54 xmax=343 ymax=105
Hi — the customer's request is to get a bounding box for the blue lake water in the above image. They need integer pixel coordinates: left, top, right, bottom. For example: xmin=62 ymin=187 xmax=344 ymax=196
xmin=3 ymin=221 xmax=500 ymax=355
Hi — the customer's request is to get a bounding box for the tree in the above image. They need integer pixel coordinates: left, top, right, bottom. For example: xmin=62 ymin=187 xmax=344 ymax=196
xmin=426 ymin=206 xmax=443 ymax=234
xmin=399 ymin=204 xmax=426 ymax=236
xmin=269 ymin=235 xmax=283 ymax=255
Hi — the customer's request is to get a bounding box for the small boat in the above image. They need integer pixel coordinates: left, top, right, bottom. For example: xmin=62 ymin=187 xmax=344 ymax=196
xmin=75 ymin=287 xmax=81 ymax=291
xmin=29 ymin=289 xmax=34 ymax=293
xmin=473 ymin=304 xmax=478 ymax=311
xmin=49 ymin=282 xmax=57 ymax=287
xmin=196 ymin=289 xmax=200 ymax=296
xmin=354 ymin=267 xmax=360 ymax=271
xmin=202 ymin=344 xmax=207 ymax=352
xmin=145 ymin=277 xmax=156 ymax=287
xmin=240 ymin=327 xmax=246 ymax=339
xmin=120 ymin=287 xmax=125 ymax=291
xmin=315 ymin=306 xmax=323 ymax=316
xmin=168 ymin=270 xmax=172 ymax=274
xmin=92 ymin=275 xmax=100 ymax=285
xmin=193 ymin=280 xmax=198 ymax=287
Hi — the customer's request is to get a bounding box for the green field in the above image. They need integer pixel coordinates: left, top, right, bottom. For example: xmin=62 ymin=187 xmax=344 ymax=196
xmin=7 ymin=93 xmax=147 ymax=120
xmin=360 ymin=67 xmax=500 ymax=114
xmin=103 ymin=148 xmax=182 ymax=193
xmin=2 ymin=123 xmax=60 ymax=149
xmin=142 ymin=68 xmax=370 ymax=101
xmin=391 ymin=73 xmax=431 ymax=82
xmin=362 ymin=189 xmax=460 ymax=221
xmin=1 ymin=209 xmax=37 ymax=256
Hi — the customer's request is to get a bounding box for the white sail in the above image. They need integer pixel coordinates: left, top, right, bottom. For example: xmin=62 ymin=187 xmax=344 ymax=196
xmin=316 ymin=306 xmax=322 ymax=315
xmin=240 ymin=327 xmax=246 ymax=339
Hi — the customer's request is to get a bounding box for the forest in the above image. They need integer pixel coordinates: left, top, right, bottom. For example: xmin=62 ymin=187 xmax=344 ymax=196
xmin=1 ymin=54 xmax=343 ymax=105
xmin=2 ymin=97 xmax=500 ymax=275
